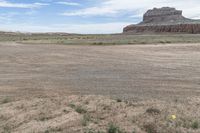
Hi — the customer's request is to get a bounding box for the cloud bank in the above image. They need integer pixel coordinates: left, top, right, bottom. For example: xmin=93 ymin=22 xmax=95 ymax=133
xmin=0 ymin=0 xmax=48 ymax=8
xmin=62 ymin=0 xmax=200 ymax=19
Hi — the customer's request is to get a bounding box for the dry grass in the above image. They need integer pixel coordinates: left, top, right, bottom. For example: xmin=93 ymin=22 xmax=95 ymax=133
xmin=0 ymin=95 xmax=200 ymax=133
xmin=1 ymin=32 xmax=200 ymax=45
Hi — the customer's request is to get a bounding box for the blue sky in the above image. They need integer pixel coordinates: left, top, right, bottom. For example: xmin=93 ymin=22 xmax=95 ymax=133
xmin=0 ymin=0 xmax=200 ymax=34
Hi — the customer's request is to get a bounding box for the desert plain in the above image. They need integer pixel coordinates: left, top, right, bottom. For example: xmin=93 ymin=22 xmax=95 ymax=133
xmin=0 ymin=34 xmax=200 ymax=133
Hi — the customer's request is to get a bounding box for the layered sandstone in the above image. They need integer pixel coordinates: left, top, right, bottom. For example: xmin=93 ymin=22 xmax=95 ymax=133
xmin=123 ymin=7 xmax=200 ymax=34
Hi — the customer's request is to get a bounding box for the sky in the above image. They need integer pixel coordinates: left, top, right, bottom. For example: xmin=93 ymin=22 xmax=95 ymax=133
xmin=0 ymin=0 xmax=200 ymax=34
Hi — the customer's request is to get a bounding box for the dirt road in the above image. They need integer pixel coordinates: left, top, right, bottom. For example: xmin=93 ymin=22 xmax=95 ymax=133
xmin=0 ymin=43 xmax=200 ymax=101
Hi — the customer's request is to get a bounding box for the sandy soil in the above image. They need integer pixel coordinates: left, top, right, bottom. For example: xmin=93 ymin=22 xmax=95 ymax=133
xmin=0 ymin=42 xmax=200 ymax=132
xmin=1 ymin=94 xmax=200 ymax=133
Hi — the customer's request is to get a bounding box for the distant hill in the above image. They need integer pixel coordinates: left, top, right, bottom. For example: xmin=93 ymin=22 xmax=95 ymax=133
xmin=123 ymin=7 xmax=200 ymax=34
xmin=0 ymin=31 xmax=74 ymax=36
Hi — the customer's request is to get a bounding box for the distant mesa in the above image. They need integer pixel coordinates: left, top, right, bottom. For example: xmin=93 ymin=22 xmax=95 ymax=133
xmin=123 ymin=7 xmax=200 ymax=34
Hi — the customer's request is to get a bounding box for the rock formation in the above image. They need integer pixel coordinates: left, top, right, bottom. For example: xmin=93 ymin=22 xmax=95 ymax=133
xmin=123 ymin=7 xmax=200 ymax=34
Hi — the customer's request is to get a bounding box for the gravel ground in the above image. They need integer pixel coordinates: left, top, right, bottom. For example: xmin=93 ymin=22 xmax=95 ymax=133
xmin=0 ymin=42 xmax=200 ymax=100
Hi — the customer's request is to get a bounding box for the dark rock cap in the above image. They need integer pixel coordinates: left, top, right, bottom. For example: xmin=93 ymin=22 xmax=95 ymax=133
xmin=142 ymin=7 xmax=184 ymax=24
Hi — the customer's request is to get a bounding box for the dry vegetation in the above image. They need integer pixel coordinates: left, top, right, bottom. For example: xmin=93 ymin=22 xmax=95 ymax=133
xmin=1 ymin=32 xmax=200 ymax=45
xmin=1 ymin=94 xmax=200 ymax=133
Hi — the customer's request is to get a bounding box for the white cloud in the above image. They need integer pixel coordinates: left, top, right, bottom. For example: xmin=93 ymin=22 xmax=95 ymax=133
xmin=62 ymin=6 xmax=118 ymax=16
xmin=0 ymin=12 xmax=19 ymax=22
xmin=0 ymin=0 xmax=48 ymax=8
xmin=56 ymin=1 xmax=80 ymax=6
xmin=61 ymin=0 xmax=200 ymax=19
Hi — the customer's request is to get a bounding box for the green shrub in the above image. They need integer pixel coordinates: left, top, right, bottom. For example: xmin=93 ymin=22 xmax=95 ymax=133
xmin=75 ymin=106 xmax=87 ymax=114
xmin=191 ymin=121 xmax=199 ymax=129
xmin=1 ymin=98 xmax=11 ymax=104
xmin=107 ymin=123 xmax=122 ymax=133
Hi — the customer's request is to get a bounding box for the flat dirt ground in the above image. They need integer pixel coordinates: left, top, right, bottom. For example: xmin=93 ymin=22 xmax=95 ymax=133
xmin=1 ymin=42 xmax=200 ymax=133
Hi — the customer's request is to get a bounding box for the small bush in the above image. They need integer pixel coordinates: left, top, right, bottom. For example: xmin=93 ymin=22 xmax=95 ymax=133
xmin=82 ymin=114 xmax=91 ymax=126
xmin=3 ymin=125 xmax=11 ymax=133
xmin=140 ymin=41 xmax=147 ymax=44
xmin=39 ymin=116 xmax=50 ymax=121
xmin=107 ymin=123 xmax=122 ymax=133
xmin=84 ymin=129 xmax=103 ymax=133
xmin=165 ymin=41 xmax=172 ymax=43
xmin=116 ymin=99 xmax=122 ymax=103
xmin=97 ymin=42 xmax=104 ymax=45
xmin=44 ymin=130 xmax=49 ymax=133
xmin=44 ymin=127 xmax=62 ymax=133
xmin=63 ymin=109 xmax=69 ymax=113
xmin=75 ymin=106 xmax=87 ymax=114
xmin=146 ymin=108 xmax=160 ymax=115
xmin=159 ymin=40 xmax=166 ymax=44
xmin=92 ymin=42 xmax=104 ymax=45
xmin=1 ymin=98 xmax=11 ymax=104
xmin=191 ymin=121 xmax=199 ymax=129
xmin=68 ymin=103 xmax=87 ymax=114
xmin=68 ymin=103 xmax=76 ymax=109
xmin=84 ymin=101 xmax=89 ymax=105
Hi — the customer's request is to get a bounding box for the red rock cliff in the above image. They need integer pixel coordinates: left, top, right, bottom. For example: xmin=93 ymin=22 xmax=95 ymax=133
xmin=123 ymin=7 xmax=200 ymax=34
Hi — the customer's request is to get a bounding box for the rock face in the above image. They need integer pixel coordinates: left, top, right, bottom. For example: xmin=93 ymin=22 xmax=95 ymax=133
xmin=141 ymin=7 xmax=186 ymax=24
xmin=124 ymin=24 xmax=200 ymax=34
xmin=123 ymin=7 xmax=200 ymax=34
